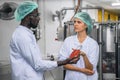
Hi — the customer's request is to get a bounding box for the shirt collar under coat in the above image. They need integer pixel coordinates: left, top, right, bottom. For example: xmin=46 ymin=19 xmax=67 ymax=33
xmin=18 ymin=25 xmax=36 ymax=43
xmin=18 ymin=25 xmax=34 ymax=35
xmin=74 ymin=35 xmax=89 ymax=49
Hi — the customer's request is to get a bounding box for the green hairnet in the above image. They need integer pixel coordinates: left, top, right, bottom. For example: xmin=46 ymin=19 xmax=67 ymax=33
xmin=14 ymin=1 xmax=38 ymax=21
xmin=74 ymin=12 xmax=93 ymax=34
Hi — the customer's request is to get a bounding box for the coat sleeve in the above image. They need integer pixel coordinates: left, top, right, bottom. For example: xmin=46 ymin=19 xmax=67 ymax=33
xmin=88 ymin=41 xmax=99 ymax=71
xmin=16 ymin=34 xmax=57 ymax=71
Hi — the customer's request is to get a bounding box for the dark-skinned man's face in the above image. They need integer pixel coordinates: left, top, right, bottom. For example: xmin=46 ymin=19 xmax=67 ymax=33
xmin=28 ymin=9 xmax=40 ymax=29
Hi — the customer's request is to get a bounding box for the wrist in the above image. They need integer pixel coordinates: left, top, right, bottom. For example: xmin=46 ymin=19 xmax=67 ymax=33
xmin=81 ymin=52 xmax=86 ymax=57
xmin=57 ymin=61 xmax=65 ymax=66
xmin=82 ymin=53 xmax=86 ymax=57
xmin=57 ymin=59 xmax=68 ymax=66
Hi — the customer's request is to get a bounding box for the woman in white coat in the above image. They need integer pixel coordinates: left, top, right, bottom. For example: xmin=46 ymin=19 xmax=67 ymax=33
xmin=59 ymin=12 xmax=99 ymax=80
xmin=9 ymin=1 xmax=79 ymax=80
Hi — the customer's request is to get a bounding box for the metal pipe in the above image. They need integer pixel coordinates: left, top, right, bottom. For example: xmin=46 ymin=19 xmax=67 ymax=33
xmin=64 ymin=22 xmax=67 ymax=39
xmin=102 ymin=8 xmax=104 ymax=22
xmin=98 ymin=24 xmax=103 ymax=80
xmin=98 ymin=8 xmax=104 ymax=80
xmin=58 ymin=7 xmax=103 ymax=28
xmin=115 ymin=23 xmax=118 ymax=44
xmin=94 ymin=21 xmax=120 ymax=24
xmin=60 ymin=7 xmax=102 ymax=13
xmin=59 ymin=11 xmax=63 ymax=28
xmin=115 ymin=23 xmax=119 ymax=80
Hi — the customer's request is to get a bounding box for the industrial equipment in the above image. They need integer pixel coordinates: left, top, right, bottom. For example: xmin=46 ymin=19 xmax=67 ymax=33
xmin=0 ymin=2 xmax=18 ymax=20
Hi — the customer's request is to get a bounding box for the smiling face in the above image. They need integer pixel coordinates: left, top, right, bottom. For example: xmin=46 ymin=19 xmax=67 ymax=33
xmin=73 ymin=18 xmax=87 ymax=33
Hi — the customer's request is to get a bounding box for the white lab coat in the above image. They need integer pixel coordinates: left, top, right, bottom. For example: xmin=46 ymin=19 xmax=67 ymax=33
xmin=10 ymin=25 xmax=57 ymax=80
xmin=58 ymin=35 xmax=99 ymax=80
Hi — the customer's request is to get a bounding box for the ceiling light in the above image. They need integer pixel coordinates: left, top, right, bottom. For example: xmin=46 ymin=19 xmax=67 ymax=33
xmin=111 ymin=3 xmax=120 ymax=6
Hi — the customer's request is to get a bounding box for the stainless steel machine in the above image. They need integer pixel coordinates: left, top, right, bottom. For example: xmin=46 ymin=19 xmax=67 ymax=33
xmin=94 ymin=22 xmax=120 ymax=80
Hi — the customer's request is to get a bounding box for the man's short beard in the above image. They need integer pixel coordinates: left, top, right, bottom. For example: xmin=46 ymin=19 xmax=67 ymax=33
xmin=28 ymin=21 xmax=38 ymax=29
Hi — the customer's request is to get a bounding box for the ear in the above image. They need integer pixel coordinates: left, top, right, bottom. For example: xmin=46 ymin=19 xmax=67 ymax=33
xmin=22 ymin=15 xmax=31 ymax=25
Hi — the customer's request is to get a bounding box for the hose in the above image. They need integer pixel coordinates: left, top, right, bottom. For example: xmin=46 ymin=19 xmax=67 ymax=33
xmin=70 ymin=0 xmax=81 ymax=21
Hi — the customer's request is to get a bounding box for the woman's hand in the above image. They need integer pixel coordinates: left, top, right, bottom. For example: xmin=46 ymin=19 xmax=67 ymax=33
xmin=80 ymin=51 xmax=86 ymax=57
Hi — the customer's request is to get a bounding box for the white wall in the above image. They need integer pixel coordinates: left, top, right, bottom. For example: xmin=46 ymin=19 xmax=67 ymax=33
xmin=0 ymin=19 xmax=18 ymax=61
xmin=0 ymin=0 xmax=21 ymax=61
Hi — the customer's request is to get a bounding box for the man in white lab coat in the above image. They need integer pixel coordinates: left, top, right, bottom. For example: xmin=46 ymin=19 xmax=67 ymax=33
xmin=9 ymin=1 xmax=80 ymax=80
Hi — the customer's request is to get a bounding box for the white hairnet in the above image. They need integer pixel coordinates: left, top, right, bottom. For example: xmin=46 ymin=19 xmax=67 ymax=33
xmin=14 ymin=1 xmax=38 ymax=21
xmin=74 ymin=12 xmax=93 ymax=34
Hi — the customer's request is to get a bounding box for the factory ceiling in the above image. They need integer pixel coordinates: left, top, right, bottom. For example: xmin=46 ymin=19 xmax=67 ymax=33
xmin=84 ymin=0 xmax=120 ymax=14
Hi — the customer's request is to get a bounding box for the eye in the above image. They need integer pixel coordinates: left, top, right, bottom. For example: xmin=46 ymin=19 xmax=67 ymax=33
xmin=74 ymin=21 xmax=76 ymax=23
xmin=77 ymin=21 xmax=81 ymax=24
xmin=74 ymin=20 xmax=81 ymax=24
xmin=30 ymin=13 xmax=40 ymax=17
xmin=36 ymin=13 xmax=40 ymax=17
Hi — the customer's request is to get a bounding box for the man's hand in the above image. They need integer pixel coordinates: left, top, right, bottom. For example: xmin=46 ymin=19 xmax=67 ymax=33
xmin=66 ymin=54 xmax=80 ymax=64
xmin=57 ymin=54 xmax=80 ymax=66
